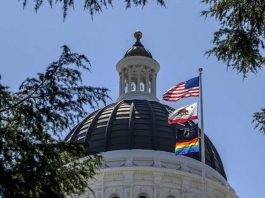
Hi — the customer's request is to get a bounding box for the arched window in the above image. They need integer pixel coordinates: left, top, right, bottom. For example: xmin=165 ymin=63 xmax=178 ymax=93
xmin=131 ymin=82 xmax=136 ymax=91
xmin=125 ymin=85 xmax=128 ymax=93
xmin=140 ymin=82 xmax=145 ymax=91
xmin=109 ymin=194 xmax=120 ymax=198
xmin=147 ymin=80 xmax=151 ymax=93
xmin=137 ymin=193 xmax=149 ymax=198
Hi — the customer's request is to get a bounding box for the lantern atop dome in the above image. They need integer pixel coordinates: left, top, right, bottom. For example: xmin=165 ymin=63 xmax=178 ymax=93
xmin=117 ymin=31 xmax=160 ymax=102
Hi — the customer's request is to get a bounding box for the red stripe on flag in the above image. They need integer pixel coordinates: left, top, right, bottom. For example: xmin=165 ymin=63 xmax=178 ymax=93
xmin=168 ymin=116 xmax=198 ymax=124
xmin=163 ymin=78 xmax=200 ymax=102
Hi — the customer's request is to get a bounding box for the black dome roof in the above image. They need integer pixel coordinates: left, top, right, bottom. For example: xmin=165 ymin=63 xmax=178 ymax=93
xmin=124 ymin=31 xmax=153 ymax=58
xmin=65 ymin=100 xmax=227 ymax=179
xmin=124 ymin=41 xmax=153 ymax=58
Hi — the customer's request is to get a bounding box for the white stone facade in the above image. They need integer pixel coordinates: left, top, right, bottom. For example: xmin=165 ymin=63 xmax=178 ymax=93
xmin=83 ymin=150 xmax=237 ymax=198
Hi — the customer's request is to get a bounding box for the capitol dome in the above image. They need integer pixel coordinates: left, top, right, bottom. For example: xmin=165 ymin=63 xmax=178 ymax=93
xmin=66 ymin=32 xmax=237 ymax=198
xmin=65 ymin=99 xmax=226 ymax=179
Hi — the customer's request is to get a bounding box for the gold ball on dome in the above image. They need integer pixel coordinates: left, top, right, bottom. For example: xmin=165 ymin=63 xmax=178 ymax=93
xmin=134 ymin=31 xmax=142 ymax=41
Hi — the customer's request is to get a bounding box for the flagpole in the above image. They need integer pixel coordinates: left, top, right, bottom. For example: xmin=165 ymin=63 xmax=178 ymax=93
xmin=199 ymin=68 xmax=206 ymax=198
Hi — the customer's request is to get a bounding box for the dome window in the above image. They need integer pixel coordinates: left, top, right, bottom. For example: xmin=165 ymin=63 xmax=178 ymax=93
xmin=137 ymin=193 xmax=150 ymax=198
xmin=140 ymin=83 xmax=144 ymax=91
xmin=131 ymin=82 xmax=136 ymax=91
xmin=109 ymin=193 xmax=120 ymax=198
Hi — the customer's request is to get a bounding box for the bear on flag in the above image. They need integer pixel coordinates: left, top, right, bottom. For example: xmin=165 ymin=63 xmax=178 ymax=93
xmin=168 ymin=103 xmax=198 ymax=124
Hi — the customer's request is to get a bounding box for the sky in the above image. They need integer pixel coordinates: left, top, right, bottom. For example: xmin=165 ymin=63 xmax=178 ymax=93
xmin=1 ymin=1 xmax=265 ymax=197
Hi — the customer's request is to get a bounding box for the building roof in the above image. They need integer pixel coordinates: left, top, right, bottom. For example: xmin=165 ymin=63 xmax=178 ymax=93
xmin=65 ymin=99 xmax=227 ymax=179
xmin=124 ymin=31 xmax=153 ymax=58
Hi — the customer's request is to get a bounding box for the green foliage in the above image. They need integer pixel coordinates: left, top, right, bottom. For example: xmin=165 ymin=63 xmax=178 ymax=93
xmin=202 ymin=0 xmax=265 ymax=134
xmin=20 ymin=0 xmax=166 ymax=18
xmin=253 ymin=109 xmax=265 ymax=134
xmin=0 ymin=46 xmax=109 ymax=197
xmin=202 ymin=0 xmax=265 ymax=77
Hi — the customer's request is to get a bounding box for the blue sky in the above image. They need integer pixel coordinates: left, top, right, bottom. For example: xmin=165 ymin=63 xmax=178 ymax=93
xmin=1 ymin=1 xmax=265 ymax=197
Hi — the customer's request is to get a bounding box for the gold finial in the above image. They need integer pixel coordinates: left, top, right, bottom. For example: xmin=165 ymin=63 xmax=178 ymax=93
xmin=134 ymin=30 xmax=142 ymax=42
xmin=198 ymin=68 xmax=203 ymax=72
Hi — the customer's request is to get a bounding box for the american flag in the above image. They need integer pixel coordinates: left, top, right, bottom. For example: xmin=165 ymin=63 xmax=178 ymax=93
xmin=163 ymin=77 xmax=200 ymax=102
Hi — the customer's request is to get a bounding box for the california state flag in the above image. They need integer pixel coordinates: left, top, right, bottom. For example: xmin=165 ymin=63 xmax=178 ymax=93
xmin=168 ymin=103 xmax=198 ymax=124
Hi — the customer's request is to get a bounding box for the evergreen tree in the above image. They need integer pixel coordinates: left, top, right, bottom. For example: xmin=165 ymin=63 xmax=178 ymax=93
xmin=0 ymin=45 xmax=110 ymax=197
xmin=202 ymin=0 xmax=265 ymax=76
xmin=201 ymin=0 xmax=265 ymax=133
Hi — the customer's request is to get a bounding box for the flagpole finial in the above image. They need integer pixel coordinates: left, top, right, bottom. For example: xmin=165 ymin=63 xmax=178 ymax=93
xmin=198 ymin=68 xmax=203 ymax=73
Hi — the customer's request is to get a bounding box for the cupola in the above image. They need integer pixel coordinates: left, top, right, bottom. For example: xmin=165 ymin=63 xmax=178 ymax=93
xmin=116 ymin=31 xmax=160 ymax=102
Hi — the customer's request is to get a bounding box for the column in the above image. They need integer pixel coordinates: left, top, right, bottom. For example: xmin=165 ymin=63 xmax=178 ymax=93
xmin=153 ymin=73 xmax=157 ymax=97
xmin=145 ymin=68 xmax=149 ymax=93
xmin=153 ymin=172 xmax=162 ymax=198
xmin=121 ymin=70 xmax=125 ymax=94
xmin=119 ymin=72 xmax=122 ymax=95
xmin=136 ymin=66 xmax=141 ymax=91
xmin=151 ymin=71 xmax=157 ymax=97
xmin=128 ymin=67 xmax=132 ymax=93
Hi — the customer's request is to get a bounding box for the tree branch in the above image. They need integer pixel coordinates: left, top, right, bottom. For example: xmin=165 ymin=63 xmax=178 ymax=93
xmin=0 ymin=79 xmax=45 ymax=113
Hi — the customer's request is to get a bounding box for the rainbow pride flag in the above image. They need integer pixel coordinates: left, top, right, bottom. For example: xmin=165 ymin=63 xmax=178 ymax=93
xmin=175 ymin=137 xmax=199 ymax=155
